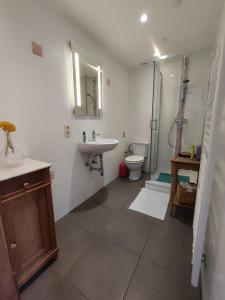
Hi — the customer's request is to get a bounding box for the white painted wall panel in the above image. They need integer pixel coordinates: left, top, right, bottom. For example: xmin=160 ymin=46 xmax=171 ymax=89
xmin=0 ymin=0 xmax=130 ymax=220
xmin=201 ymin=3 xmax=225 ymax=300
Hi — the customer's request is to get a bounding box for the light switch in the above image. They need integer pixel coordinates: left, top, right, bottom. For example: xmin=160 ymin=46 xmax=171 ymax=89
xmin=64 ymin=125 xmax=71 ymax=138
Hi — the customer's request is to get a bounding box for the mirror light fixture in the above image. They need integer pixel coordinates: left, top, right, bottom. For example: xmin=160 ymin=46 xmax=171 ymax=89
xmin=97 ymin=66 xmax=102 ymax=110
xmin=74 ymin=52 xmax=81 ymax=107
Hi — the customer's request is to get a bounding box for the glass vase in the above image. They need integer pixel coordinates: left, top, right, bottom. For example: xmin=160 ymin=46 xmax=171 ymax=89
xmin=0 ymin=131 xmax=25 ymax=169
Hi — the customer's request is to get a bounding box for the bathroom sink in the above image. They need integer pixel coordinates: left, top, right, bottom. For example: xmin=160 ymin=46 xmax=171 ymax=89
xmin=78 ymin=138 xmax=119 ymax=153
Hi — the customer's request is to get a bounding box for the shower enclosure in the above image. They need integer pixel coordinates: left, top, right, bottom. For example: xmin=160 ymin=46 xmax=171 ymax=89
xmin=148 ymin=49 xmax=211 ymax=182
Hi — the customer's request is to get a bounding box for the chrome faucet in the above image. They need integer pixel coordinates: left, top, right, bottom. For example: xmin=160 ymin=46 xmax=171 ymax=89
xmin=92 ymin=130 xmax=96 ymax=141
xmin=92 ymin=130 xmax=100 ymax=141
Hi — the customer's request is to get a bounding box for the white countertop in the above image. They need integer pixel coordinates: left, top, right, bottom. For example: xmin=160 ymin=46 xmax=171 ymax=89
xmin=0 ymin=158 xmax=51 ymax=182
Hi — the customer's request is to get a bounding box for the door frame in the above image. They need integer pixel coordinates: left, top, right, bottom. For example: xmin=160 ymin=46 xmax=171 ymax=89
xmin=191 ymin=35 xmax=225 ymax=287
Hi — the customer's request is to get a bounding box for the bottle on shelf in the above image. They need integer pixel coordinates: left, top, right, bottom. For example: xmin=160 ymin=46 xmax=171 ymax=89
xmin=82 ymin=131 xmax=86 ymax=143
xmin=191 ymin=144 xmax=196 ymax=159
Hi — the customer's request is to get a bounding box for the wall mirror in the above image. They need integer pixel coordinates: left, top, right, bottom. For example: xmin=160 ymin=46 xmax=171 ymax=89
xmin=70 ymin=40 xmax=103 ymax=117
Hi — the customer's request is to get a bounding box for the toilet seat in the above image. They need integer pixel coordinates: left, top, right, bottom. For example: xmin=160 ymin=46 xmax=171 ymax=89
xmin=125 ymin=155 xmax=144 ymax=163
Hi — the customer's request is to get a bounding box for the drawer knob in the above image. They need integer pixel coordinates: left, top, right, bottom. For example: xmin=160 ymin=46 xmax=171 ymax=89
xmin=10 ymin=243 xmax=17 ymax=249
xmin=23 ymin=182 xmax=30 ymax=189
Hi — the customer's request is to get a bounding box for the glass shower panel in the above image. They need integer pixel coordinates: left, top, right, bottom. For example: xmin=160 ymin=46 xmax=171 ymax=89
xmin=157 ymin=56 xmax=182 ymax=172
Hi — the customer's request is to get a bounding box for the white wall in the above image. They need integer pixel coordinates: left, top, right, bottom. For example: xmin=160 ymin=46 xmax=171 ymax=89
xmin=128 ymin=67 xmax=153 ymax=171
xmin=128 ymin=67 xmax=153 ymax=143
xmin=201 ymin=3 xmax=225 ymax=300
xmin=184 ymin=50 xmax=212 ymax=149
xmin=0 ymin=0 xmax=130 ymax=220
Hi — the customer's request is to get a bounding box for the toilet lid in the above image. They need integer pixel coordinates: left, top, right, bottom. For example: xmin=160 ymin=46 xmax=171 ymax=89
xmin=125 ymin=155 xmax=144 ymax=163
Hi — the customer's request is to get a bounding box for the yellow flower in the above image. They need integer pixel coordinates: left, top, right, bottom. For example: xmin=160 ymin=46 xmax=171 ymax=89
xmin=0 ymin=121 xmax=16 ymax=132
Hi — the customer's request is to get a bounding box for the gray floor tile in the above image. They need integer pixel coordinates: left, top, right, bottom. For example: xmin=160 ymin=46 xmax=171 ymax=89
xmin=52 ymin=223 xmax=98 ymax=276
xmin=120 ymin=197 xmax=155 ymax=224
xmin=55 ymin=215 xmax=76 ymax=238
xmin=21 ymin=268 xmax=61 ymax=300
xmin=45 ymin=280 xmax=88 ymax=300
xmin=103 ymin=211 xmax=154 ymax=255
xmin=124 ymin=258 xmax=201 ymax=300
xmin=107 ymin=176 xmax=144 ymax=196
xmin=20 ymin=174 xmax=201 ymax=299
xmin=164 ymin=208 xmax=194 ymax=233
xmin=64 ymin=236 xmax=139 ymax=300
xmin=90 ymin=187 xmax=130 ymax=211
xmin=141 ymin=223 xmax=192 ymax=280
xmin=67 ymin=202 xmax=116 ymax=233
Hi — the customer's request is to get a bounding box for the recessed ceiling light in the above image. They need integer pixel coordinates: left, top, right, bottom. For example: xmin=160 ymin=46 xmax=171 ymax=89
xmin=140 ymin=13 xmax=148 ymax=23
xmin=170 ymin=74 xmax=174 ymax=77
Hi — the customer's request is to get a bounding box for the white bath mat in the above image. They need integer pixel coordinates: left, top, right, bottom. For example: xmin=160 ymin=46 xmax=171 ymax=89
xmin=129 ymin=188 xmax=170 ymax=220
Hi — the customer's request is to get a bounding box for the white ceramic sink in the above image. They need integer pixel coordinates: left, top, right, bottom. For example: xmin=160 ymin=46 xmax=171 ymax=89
xmin=78 ymin=138 xmax=119 ymax=153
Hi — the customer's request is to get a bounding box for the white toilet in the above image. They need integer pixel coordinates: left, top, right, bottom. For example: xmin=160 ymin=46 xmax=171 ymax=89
xmin=125 ymin=143 xmax=148 ymax=181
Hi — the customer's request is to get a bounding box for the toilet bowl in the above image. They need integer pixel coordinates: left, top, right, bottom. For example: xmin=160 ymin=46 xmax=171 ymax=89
xmin=124 ymin=142 xmax=148 ymax=181
xmin=125 ymin=155 xmax=144 ymax=180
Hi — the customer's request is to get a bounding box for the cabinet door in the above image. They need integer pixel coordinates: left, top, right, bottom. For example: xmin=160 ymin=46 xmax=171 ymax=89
xmin=0 ymin=216 xmax=20 ymax=300
xmin=1 ymin=185 xmax=54 ymax=282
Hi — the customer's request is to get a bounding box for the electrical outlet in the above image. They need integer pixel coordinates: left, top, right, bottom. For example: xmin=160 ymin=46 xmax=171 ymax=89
xmin=64 ymin=125 xmax=71 ymax=138
xmin=122 ymin=131 xmax=126 ymax=138
xmin=32 ymin=41 xmax=43 ymax=57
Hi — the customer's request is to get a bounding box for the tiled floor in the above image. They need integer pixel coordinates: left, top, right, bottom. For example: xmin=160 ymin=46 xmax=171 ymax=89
xmin=20 ymin=175 xmax=201 ymax=300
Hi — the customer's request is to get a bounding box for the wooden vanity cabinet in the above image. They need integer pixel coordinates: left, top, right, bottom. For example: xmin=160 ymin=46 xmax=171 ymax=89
xmin=0 ymin=167 xmax=58 ymax=288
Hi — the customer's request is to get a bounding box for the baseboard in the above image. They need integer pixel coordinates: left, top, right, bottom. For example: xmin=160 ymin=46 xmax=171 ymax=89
xmin=54 ymin=198 xmax=83 ymax=222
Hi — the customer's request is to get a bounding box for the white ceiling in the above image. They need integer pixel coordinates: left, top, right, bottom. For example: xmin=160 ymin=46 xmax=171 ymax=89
xmin=43 ymin=0 xmax=224 ymax=68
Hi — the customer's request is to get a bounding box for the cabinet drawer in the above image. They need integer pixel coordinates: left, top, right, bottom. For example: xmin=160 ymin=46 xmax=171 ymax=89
xmin=0 ymin=169 xmax=49 ymax=199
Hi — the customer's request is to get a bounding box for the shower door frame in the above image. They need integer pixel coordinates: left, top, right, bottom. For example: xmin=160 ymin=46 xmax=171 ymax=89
xmin=149 ymin=61 xmax=162 ymax=178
